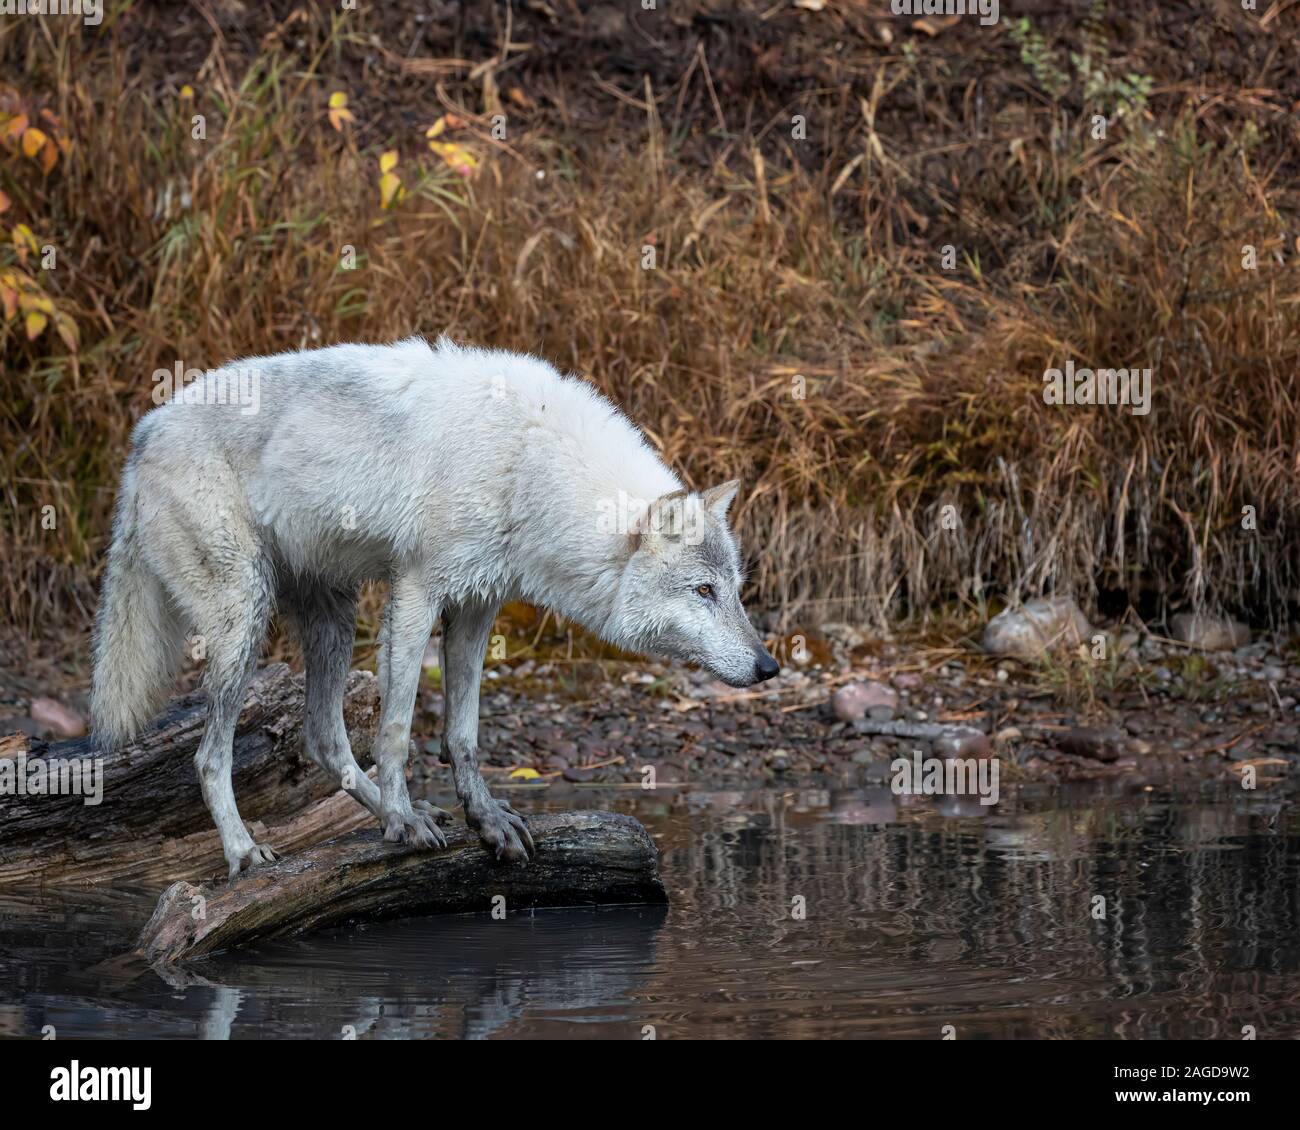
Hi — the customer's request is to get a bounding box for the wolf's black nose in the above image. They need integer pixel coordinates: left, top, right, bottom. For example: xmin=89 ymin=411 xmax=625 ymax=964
xmin=754 ymin=652 xmax=780 ymax=683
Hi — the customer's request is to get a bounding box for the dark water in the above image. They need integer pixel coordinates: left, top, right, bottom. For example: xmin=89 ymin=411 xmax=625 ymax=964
xmin=2 ymin=783 xmax=1298 ymax=1039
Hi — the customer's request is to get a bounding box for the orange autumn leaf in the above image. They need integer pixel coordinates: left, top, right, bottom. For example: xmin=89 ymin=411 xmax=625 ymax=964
xmin=0 ymin=274 xmax=17 ymax=320
xmin=1 ymin=113 xmax=28 ymax=142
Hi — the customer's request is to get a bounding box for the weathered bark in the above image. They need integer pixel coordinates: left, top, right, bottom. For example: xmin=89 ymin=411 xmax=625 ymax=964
xmin=0 ymin=663 xmax=379 ymax=886
xmin=136 ymin=810 xmax=667 ymax=966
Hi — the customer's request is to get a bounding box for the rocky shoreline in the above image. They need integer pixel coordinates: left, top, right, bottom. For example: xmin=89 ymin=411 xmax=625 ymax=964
xmin=405 ymin=613 xmax=1299 ymax=795
xmin=5 ymin=611 xmax=1298 ymax=795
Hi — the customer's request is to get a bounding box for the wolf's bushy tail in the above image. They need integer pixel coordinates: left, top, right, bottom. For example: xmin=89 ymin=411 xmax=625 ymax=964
xmin=90 ymin=482 xmax=183 ymax=750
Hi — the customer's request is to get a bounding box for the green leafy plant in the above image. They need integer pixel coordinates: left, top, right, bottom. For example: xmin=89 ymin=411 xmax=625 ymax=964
xmin=1009 ymin=18 xmax=1068 ymax=98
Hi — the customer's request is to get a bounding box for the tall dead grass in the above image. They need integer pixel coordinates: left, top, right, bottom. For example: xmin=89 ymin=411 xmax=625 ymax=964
xmin=3 ymin=8 xmax=1299 ymax=657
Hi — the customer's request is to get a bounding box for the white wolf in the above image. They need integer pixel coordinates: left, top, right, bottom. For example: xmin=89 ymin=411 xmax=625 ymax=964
xmin=91 ymin=337 xmax=779 ymax=877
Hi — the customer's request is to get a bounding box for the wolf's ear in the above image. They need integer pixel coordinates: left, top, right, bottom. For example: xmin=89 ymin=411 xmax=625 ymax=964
xmin=701 ymin=479 xmax=740 ymax=522
xmin=629 ymin=490 xmax=692 ymax=553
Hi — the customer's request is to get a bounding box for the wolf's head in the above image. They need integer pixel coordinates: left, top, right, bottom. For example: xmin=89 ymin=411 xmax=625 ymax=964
xmin=610 ymin=481 xmax=780 ymax=688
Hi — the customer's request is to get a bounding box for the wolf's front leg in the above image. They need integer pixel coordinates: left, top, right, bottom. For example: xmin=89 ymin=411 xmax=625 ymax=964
xmin=442 ymin=598 xmax=534 ymax=863
xmin=373 ymin=573 xmax=446 ymax=849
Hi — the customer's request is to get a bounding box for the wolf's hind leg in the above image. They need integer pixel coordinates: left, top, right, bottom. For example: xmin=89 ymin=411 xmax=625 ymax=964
xmin=285 ymin=580 xmax=454 ymax=832
xmin=442 ymin=597 xmax=533 ymax=863
xmin=187 ymin=559 xmax=279 ymax=880
xmin=373 ymin=572 xmax=445 ymax=848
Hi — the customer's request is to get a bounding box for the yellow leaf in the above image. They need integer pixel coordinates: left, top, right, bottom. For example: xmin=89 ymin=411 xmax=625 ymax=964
xmin=12 ymin=223 xmax=36 ymax=264
xmin=379 ymin=171 xmax=402 ymax=209
xmin=379 ymin=149 xmax=399 ymax=174
xmin=21 ymin=127 xmax=47 ymax=158
xmin=326 ymin=92 xmax=355 ymax=131
xmin=54 ymin=311 xmax=78 ymax=352
xmin=40 ymin=138 xmax=57 ymax=174
xmin=429 ymin=140 xmax=478 ymax=176
xmin=12 ymin=223 xmax=37 ymax=254
xmin=18 ymin=291 xmax=54 ymax=314
xmin=425 ymin=117 xmax=447 ymax=139
xmin=25 ymin=310 xmax=46 ymax=340
xmin=179 ymin=84 xmax=194 ymax=100
xmin=508 ymin=767 xmax=541 ymax=780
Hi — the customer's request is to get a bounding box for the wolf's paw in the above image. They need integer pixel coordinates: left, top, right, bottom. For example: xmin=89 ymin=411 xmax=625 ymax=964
xmin=381 ymin=802 xmax=448 ymax=850
xmin=466 ymin=797 xmax=534 ymax=863
xmin=227 ymin=842 xmax=279 ymax=883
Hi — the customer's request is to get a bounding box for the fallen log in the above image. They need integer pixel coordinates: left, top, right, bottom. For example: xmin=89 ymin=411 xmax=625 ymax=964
xmin=135 ymin=810 xmax=667 ymax=966
xmin=849 ymin=718 xmax=970 ymax=741
xmin=0 ymin=663 xmax=379 ymax=886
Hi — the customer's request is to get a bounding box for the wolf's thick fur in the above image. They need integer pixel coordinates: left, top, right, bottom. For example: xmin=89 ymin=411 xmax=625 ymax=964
xmin=92 ymin=337 xmax=777 ymax=876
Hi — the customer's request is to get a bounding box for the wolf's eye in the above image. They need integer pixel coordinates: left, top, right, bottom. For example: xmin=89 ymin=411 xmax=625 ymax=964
xmin=695 ymin=584 xmax=715 ymax=599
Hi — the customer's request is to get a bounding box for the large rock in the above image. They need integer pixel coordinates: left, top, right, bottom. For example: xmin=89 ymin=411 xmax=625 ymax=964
xmin=1169 ymin=612 xmax=1250 ymax=652
xmin=932 ymin=728 xmax=992 ymax=760
xmin=1053 ymin=726 xmax=1125 ymax=763
xmin=831 ymin=681 xmax=898 ymax=722
xmin=981 ymin=597 xmax=1092 ymax=661
xmin=28 ymin=697 xmax=86 ymax=739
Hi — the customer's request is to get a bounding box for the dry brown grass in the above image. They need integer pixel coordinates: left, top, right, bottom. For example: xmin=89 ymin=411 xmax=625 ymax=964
xmin=3 ymin=3 xmax=1299 ymax=664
